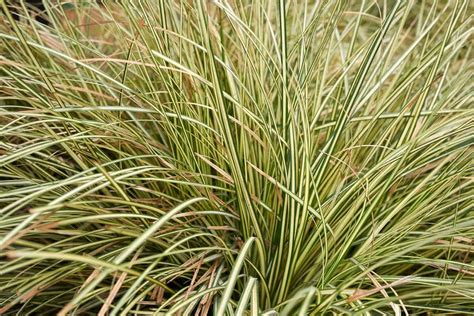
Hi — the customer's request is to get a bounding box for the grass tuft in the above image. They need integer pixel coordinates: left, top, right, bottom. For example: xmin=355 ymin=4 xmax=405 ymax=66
xmin=1 ymin=1 xmax=473 ymax=314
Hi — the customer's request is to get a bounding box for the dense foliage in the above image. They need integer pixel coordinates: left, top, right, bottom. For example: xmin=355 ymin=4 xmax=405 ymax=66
xmin=0 ymin=1 xmax=473 ymax=315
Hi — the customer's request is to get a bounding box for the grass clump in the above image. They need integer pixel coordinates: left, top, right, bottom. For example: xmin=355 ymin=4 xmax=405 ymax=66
xmin=0 ymin=1 xmax=473 ymax=315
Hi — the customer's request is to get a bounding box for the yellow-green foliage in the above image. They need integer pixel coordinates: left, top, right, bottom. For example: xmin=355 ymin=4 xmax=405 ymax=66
xmin=0 ymin=1 xmax=473 ymax=314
